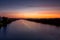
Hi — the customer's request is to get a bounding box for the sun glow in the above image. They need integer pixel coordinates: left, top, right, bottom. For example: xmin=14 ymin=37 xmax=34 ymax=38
xmin=0 ymin=9 xmax=60 ymax=18
xmin=22 ymin=14 xmax=60 ymax=18
xmin=21 ymin=10 xmax=60 ymax=18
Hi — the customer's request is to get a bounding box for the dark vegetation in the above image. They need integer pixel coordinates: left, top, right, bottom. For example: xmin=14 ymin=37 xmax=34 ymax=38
xmin=0 ymin=17 xmax=19 ymax=27
xmin=24 ymin=18 xmax=60 ymax=26
xmin=0 ymin=16 xmax=60 ymax=27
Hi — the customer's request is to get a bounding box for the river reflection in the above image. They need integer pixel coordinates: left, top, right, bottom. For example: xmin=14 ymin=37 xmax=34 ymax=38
xmin=0 ymin=20 xmax=60 ymax=40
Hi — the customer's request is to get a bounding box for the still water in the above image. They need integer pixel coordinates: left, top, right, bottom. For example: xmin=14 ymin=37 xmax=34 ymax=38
xmin=0 ymin=20 xmax=60 ymax=40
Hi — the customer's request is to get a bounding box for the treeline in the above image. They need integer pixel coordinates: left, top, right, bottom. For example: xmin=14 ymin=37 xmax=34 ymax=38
xmin=25 ymin=18 xmax=60 ymax=26
xmin=0 ymin=16 xmax=19 ymax=27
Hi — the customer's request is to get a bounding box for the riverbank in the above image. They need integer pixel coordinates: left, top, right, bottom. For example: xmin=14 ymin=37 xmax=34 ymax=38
xmin=0 ymin=17 xmax=20 ymax=27
xmin=0 ymin=17 xmax=60 ymax=26
xmin=25 ymin=18 xmax=60 ymax=26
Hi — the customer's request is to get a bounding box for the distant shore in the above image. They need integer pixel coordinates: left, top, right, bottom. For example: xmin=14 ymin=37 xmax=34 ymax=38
xmin=0 ymin=17 xmax=60 ymax=27
xmin=24 ymin=18 xmax=60 ymax=26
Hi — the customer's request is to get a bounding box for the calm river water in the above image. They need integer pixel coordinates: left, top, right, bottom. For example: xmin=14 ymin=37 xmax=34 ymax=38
xmin=0 ymin=20 xmax=60 ymax=40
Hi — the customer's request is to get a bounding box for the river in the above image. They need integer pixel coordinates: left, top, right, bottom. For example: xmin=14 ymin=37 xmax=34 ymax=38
xmin=0 ymin=20 xmax=60 ymax=40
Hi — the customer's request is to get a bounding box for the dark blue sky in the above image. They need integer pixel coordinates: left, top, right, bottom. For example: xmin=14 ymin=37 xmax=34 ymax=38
xmin=0 ymin=0 xmax=60 ymax=10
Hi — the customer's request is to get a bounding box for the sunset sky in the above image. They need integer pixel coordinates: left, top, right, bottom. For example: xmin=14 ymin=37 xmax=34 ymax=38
xmin=0 ymin=0 xmax=60 ymax=18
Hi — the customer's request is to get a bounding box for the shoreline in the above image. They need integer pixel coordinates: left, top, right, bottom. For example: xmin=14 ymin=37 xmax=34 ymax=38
xmin=24 ymin=18 xmax=60 ymax=26
xmin=0 ymin=17 xmax=20 ymax=27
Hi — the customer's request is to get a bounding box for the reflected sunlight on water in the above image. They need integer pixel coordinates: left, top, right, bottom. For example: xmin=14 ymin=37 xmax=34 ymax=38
xmin=0 ymin=20 xmax=60 ymax=40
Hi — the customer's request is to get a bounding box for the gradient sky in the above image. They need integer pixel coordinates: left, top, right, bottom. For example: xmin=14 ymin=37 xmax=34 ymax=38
xmin=0 ymin=0 xmax=60 ymax=18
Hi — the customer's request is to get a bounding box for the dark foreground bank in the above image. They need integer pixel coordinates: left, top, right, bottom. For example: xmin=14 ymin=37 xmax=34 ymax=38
xmin=0 ymin=17 xmax=19 ymax=27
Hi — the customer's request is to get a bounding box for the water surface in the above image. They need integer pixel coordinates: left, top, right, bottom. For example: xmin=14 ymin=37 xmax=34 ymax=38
xmin=0 ymin=20 xmax=60 ymax=40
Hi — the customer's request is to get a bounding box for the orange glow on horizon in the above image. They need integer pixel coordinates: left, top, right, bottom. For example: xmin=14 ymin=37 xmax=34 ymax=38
xmin=0 ymin=10 xmax=60 ymax=18
xmin=23 ymin=14 xmax=60 ymax=18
